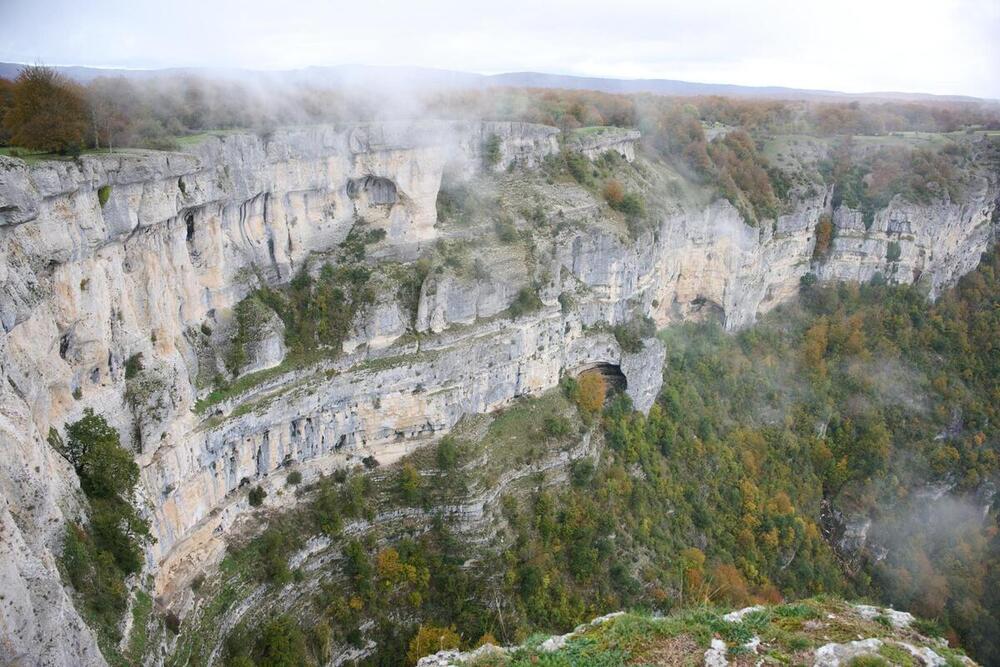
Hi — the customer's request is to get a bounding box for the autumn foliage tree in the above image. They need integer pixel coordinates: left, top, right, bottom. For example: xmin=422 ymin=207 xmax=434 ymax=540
xmin=406 ymin=624 xmax=461 ymax=666
xmin=813 ymin=214 xmax=834 ymax=259
xmin=576 ymin=370 xmax=608 ymax=414
xmin=602 ymin=179 xmax=625 ymax=207
xmin=3 ymin=65 xmax=87 ymax=153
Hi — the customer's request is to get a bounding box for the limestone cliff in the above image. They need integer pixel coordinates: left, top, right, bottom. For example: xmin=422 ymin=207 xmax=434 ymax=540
xmin=0 ymin=122 xmax=996 ymax=666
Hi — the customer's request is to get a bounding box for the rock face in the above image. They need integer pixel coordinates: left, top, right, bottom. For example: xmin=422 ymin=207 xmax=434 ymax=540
xmin=476 ymin=121 xmax=560 ymax=171
xmin=818 ymin=183 xmax=999 ymax=298
xmin=0 ymin=122 xmax=997 ymax=666
xmin=568 ymin=127 xmax=641 ymax=162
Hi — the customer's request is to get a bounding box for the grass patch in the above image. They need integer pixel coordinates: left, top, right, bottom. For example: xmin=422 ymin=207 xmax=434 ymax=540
xmin=0 ymin=146 xmax=108 ymax=164
xmin=124 ymin=589 xmax=153 ymax=666
xmin=173 ymin=129 xmax=247 ymax=147
xmin=194 ymin=352 xmax=321 ymax=415
xmin=879 ymin=643 xmax=916 ymax=667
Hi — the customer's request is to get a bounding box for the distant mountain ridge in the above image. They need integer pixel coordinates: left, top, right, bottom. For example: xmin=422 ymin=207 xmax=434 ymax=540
xmin=0 ymin=61 xmax=992 ymax=104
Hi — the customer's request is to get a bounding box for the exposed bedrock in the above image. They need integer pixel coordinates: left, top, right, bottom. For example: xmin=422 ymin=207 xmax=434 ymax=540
xmin=0 ymin=121 xmax=997 ymax=665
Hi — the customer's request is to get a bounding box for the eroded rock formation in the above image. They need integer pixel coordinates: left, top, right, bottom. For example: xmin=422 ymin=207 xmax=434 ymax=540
xmin=0 ymin=121 xmax=996 ymax=666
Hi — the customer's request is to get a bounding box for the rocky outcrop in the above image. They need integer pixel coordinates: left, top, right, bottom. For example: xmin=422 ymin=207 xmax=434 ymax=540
xmin=568 ymin=127 xmax=641 ymax=162
xmin=0 ymin=121 xmax=565 ymax=665
xmin=475 ymin=122 xmax=560 ymax=172
xmin=0 ymin=122 xmax=997 ymax=666
xmin=818 ymin=174 xmax=999 ymax=298
xmin=416 ymin=601 xmax=973 ymax=666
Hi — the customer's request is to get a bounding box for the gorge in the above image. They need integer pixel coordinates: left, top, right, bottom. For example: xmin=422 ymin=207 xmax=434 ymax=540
xmin=1 ymin=116 xmax=998 ymax=666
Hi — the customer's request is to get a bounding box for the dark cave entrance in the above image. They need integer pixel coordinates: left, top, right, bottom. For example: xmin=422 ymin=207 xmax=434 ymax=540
xmin=346 ymin=175 xmax=398 ymax=205
xmin=571 ymin=362 xmax=627 ymax=393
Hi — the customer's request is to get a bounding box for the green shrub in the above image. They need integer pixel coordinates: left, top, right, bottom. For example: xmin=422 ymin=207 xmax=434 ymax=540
xmin=565 ymin=151 xmax=590 ymax=184
xmin=508 ymin=286 xmax=543 ymax=318
xmin=543 ymin=415 xmax=571 ymax=437
xmin=613 ymin=192 xmax=646 ymax=218
xmin=436 ymin=180 xmax=482 ymax=224
xmin=226 ymin=615 xmax=308 ymax=666
xmin=248 ymin=486 xmax=267 ymax=507
xmin=494 ymin=216 xmax=518 ymax=243
xmin=398 ymin=463 xmax=423 ymax=504
xmin=483 ymin=134 xmax=501 ymax=169
xmin=286 ymin=470 xmax=302 ymax=485
xmin=253 ymin=261 xmax=374 ymax=362
xmin=436 ymin=436 xmax=460 ymax=470
xmin=558 ymin=292 xmax=575 ymax=314
xmin=912 ymin=618 xmax=945 ymax=638
xmin=97 ymin=185 xmax=111 ymax=208
xmin=57 ymin=410 xmax=150 ymax=654
xmin=886 ymin=240 xmax=902 ymax=262
xmin=226 ymin=294 xmax=275 ymax=375
xmin=570 ymin=459 xmax=595 ymax=487
xmin=124 ymin=352 xmax=143 ymax=380
xmin=613 ymin=315 xmax=657 ymax=353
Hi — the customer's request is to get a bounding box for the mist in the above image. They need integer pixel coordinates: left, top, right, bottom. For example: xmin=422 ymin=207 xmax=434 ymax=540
xmin=1 ymin=0 xmax=998 ymax=98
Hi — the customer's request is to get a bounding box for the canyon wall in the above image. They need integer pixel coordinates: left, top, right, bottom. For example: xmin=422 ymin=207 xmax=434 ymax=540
xmin=0 ymin=122 xmax=996 ymax=666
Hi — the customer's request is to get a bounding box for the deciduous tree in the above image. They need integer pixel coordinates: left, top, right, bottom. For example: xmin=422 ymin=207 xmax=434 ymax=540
xmin=3 ymin=65 xmax=87 ymax=153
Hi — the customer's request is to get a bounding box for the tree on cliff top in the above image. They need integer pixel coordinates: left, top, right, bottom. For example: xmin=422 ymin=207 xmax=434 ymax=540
xmin=0 ymin=77 xmax=14 ymax=145
xmin=2 ymin=65 xmax=87 ymax=153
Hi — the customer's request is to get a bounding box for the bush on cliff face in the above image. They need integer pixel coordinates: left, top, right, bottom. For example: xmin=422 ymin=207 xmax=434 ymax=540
xmin=813 ymin=213 xmax=835 ymax=259
xmin=226 ymin=294 xmax=275 ymax=375
xmin=707 ymin=129 xmax=781 ymax=223
xmin=507 ymin=286 xmax=544 ymax=318
xmin=250 ymin=259 xmax=374 ymax=361
xmin=886 ymin=240 xmax=902 ymax=262
xmin=57 ymin=410 xmax=151 ymax=658
xmin=482 ymin=133 xmax=502 ymax=169
xmin=613 ymin=315 xmax=657 ymax=353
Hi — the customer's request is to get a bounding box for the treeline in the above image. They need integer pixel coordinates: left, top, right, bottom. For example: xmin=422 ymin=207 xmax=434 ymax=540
xmin=0 ymin=65 xmax=377 ymax=154
xmin=425 ymin=86 xmax=1000 ymax=136
xmin=638 ymin=101 xmax=784 ymax=223
xmin=4 ymin=64 xmax=997 ymax=159
xmin=821 ymin=138 xmax=968 ymax=226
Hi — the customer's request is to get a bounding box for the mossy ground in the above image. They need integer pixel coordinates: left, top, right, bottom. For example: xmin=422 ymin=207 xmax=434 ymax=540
xmin=466 ymin=598 xmax=966 ymax=667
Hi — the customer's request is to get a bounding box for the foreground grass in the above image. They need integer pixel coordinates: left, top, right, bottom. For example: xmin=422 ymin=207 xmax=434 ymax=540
xmin=471 ymin=598 xmax=969 ymax=667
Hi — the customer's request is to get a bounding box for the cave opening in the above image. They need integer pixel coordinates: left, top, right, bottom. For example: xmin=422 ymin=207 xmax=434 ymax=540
xmin=346 ymin=175 xmax=398 ymax=205
xmin=572 ymin=362 xmax=627 ymax=393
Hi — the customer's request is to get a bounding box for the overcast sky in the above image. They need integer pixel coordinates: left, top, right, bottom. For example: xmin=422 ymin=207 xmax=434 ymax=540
xmin=1 ymin=0 xmax=997 ymax=98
